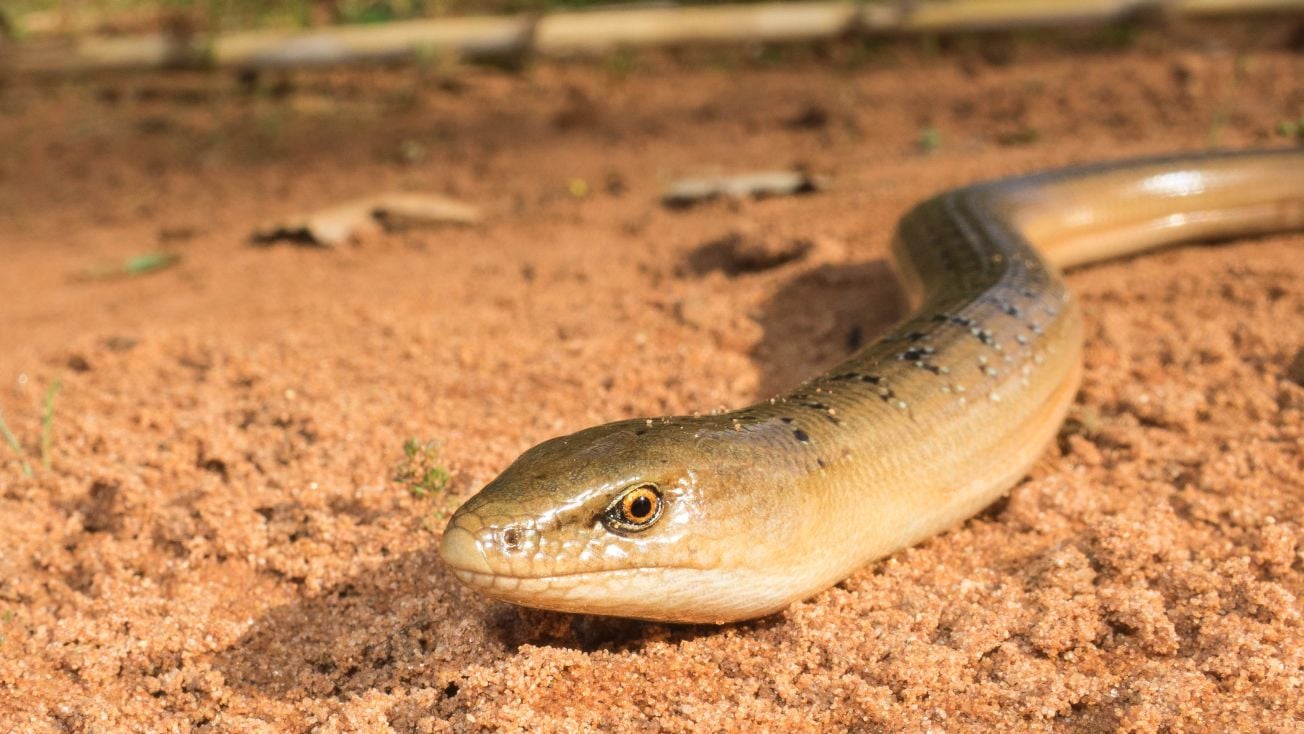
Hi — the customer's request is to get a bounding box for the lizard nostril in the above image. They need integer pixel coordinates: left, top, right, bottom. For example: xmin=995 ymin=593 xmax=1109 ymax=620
xmin=501 ymin=525 xmax=524 ymax=550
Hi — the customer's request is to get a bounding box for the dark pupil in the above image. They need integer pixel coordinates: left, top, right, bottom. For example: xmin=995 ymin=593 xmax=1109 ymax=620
xmin=628 ymin=495 xmax=653 ymax=520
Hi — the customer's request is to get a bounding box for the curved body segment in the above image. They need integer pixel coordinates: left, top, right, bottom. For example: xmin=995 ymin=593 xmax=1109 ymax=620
xmin=441 ymin=150 xmax=1304 ymax=623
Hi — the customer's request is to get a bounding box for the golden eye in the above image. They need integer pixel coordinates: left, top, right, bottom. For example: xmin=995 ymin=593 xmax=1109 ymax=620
xmin=604 ymin=484 xmax=662 ymax=531
xmin=622 ymin=487 xmax=658 ymax=523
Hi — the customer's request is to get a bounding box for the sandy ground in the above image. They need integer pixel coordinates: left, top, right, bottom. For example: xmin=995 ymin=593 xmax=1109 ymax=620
xmin=1 ymin=24 xmax=1302 ymax=733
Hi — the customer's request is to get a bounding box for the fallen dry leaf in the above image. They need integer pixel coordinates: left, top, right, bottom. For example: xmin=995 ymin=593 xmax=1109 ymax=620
xmin=252 ymin=192 xmax=480 ymax=247
xmin=661 ymin=170 xmax=826 ymax=208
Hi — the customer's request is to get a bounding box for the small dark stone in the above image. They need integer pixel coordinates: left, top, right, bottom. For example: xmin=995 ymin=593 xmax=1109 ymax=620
xmin=199 ymin=458 xmax=228 ymax=480
xmin=785 ymin=104 xmax=829 ymax=130
xmin=605 ymin=172 xmax=627 ymax=196
xmin=102 ymin=335 xmax=139 ymax=352
xmin=80 ymin=481 xmax=119 ymax=534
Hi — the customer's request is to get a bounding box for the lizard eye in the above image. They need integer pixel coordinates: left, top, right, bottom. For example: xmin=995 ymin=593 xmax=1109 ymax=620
xmin=603 ymin=484 xmax=662 ymax=531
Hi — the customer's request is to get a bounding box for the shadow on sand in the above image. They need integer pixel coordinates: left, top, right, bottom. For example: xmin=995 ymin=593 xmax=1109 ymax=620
xmin=747 ymin=259 xmax=903 ymax=399
xmin=208 ymin=545 xmax=763 ymax=703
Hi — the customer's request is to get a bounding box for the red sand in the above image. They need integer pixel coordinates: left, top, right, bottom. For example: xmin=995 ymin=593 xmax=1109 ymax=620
xmin=1 ymin=27 xmax=1301 ymax=733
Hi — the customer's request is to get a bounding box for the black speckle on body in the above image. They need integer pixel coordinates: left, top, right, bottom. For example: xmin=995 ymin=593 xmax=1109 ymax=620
xmin=846 ymin=325 xmax=863 ymax=351
xmin=899 ymin=346 xmax=936 ymax=362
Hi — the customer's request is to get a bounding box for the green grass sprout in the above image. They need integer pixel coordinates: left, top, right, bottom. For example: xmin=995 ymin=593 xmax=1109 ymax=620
xmin=1 ymin=375 xmax=62 ymax=476
xmin=41 ymin=377 xmax=61 ymax=470
xmin=0 ymin=408 xmax=32 ymax=477
xmin=918 ymin=126 xmax=942 ymax=154
xmin=395 ymin=438 xmax=452 ymax=498
xmin=123 ymin=252 xmax=180 ymax=276
xmin=1276 ymin=113 xmax=1304 ymax=145
xmin=82 ymin=251 xmax=180 ymax=280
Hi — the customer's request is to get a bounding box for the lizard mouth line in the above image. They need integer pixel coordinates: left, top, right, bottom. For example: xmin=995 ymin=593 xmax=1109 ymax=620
xmin=449 ymin=564 xmax=700 ymax=586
